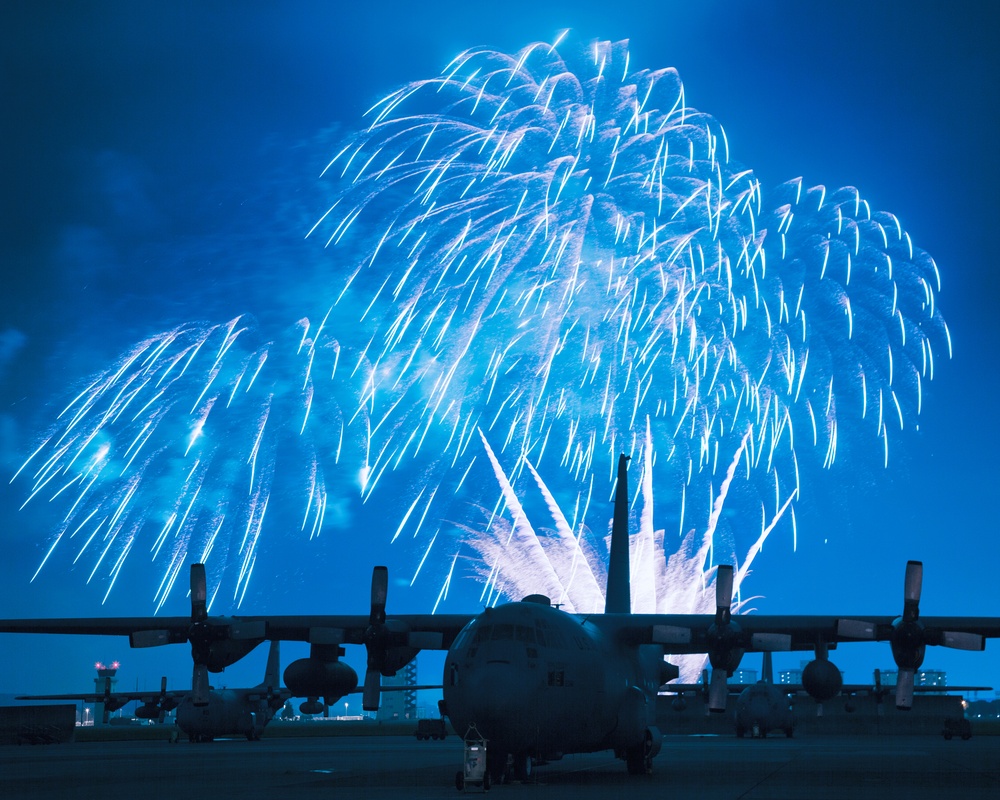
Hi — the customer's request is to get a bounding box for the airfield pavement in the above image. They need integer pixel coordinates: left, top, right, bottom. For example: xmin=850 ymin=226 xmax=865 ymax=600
xmin=2 ymin=731 xmax=998 ymax=800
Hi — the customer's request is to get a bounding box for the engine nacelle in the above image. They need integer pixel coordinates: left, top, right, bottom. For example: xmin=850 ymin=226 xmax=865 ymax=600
xmin=202 ymin=638 xmax=262 ymax=672
xmin=299 ymin=698 xmax=326 ymax=716
xmin=707 ymin=621 xmax=744 ymax=674
xmin=890 ymin=619 xmax=927 ymax=671
xmin=102 ymin=696 xmax=129 ymax=713
xmin=801 ymin=658 xmax=843 ymax=702
xmin=381 ymin=645 xmax=420 ymax=677
xmin=135 ymin=703 xmax=161 ymax=720
xmin=284 ymin=657 xmax=359 ymax=701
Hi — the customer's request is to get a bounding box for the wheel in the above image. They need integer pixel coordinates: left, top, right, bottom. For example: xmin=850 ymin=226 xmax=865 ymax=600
xmin=625 ymin=746 xmax=650 ymax=775
xmin=486 ymin=750 xmax=508 ymax=784
xmin=943 ymin=732 xmax=953 ymax=741
xmin=513 ymin=752 xmax=532 ymax=782
xmin=455 ymin=771 xmax=464 ymax=791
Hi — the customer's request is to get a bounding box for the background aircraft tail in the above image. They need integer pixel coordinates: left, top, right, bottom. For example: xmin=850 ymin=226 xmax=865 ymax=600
xmin=259 ymin=640 xmax=280 ymax=689
xmin=762 ymin=651 xmax=774 ymax=685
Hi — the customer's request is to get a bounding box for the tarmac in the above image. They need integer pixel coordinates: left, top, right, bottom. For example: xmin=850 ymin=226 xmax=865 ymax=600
xmin=2 ymin=731 xmax=998 ymax=800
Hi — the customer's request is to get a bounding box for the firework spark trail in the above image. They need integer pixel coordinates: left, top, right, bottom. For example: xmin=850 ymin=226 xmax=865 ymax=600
xmin=15 ymin=36 xmax=949 ymax=611
xmin=313 ymin=37 xmax=948 ymax=601
xmin=14 ymin=316 xmax=353 ymax=606
xmin=467 ymin=419 xmax=768 ymax=681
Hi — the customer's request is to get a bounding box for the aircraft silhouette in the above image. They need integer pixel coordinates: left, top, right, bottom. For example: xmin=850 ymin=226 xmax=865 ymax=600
xmin=18 ymin=640 xmax=290 ymax=741
xmin=3 ymin=455 xmax=999 ymax=779
xmin=663 ymin=652 xmax=992 ymax=739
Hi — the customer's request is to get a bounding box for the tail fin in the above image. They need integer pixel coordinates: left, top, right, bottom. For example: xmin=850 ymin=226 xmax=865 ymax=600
xmin=261 ymin=640 xmax=280 ymax=688
xmin=762 ymin=651 xmax=774 ymax=685
xmin=605 ymin=453 xmax=631 ymax=614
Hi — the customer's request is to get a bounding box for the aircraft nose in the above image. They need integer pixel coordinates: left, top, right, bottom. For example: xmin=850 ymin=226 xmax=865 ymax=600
xmin=463 ymin=660 xmax=531 ymax=734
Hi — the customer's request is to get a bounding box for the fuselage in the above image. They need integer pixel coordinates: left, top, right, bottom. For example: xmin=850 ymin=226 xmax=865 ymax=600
xmin=734 ymin=683 xmax=795 ymax=737
xmin=175 ymin=689 xmax=274 ymax=740
xmin=442 ymin=598 xmax=663 ymax=759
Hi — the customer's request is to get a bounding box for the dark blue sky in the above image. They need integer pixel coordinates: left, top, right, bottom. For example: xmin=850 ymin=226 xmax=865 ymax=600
xmin=1 ymin=1 xmax=998 ymax=696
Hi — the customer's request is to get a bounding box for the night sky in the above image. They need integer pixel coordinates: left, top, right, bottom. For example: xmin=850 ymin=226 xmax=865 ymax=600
xmin=1 ymin=1 xmax=998 ymax=700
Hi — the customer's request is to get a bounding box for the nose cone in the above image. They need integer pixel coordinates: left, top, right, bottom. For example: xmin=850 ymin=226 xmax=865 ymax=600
xmin=449 ymin=659 xmax=534 ymax=744
xmin=471 ymin=660 xmax=521 ymax=726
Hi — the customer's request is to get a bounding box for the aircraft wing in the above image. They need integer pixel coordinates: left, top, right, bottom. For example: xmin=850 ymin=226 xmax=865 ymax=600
xmin=243 ymin=613 xmax=472 ymax=649
xmin=614 ymin=613 xmax=1000 ymax=652
xmin=0 ymin=617 xmax=193 ymax=646
xmin=0 ymin=614 xmax=471 ymax=648
xmin=15 ymin=689 xmax=184 ymax=704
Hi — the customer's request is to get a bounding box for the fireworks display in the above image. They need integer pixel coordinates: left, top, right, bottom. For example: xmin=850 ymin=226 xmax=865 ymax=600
xmin=310 ymin=38 xmax=949 ymax=613
xmin=12 ymin=36 xmax=949 ymax=617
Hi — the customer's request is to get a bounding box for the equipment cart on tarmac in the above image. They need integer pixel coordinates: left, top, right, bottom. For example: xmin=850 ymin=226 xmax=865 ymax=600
xmin=455 ymin=725 xmax=490 ymax=792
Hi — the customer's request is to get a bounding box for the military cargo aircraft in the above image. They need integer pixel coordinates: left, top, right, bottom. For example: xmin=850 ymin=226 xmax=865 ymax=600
xmin=18 ymin=639 xmax=290 ymax=742
xmin=3 ymin=455 xmax=999 ymax=780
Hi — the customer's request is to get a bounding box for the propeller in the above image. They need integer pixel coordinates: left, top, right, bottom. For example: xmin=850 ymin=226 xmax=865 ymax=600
xmin=183 ymin=563 xmax=267 ymax=705
xmin=706 ymin=565 xmax=743 ymax=712
xmin=101 ymin=676 xmax=113 ymax=724
xmin=156 ymin=675 xmax=179 ymax=716
xmin=839 ymin=561 xmax=985 ymax=710
xmin=359 ymin=566 xmax=438 ymax=711
xmin=363 ymin=566 xmax=389 ymax=711
xmin=189 ymin=563 xmax=212 ymax=706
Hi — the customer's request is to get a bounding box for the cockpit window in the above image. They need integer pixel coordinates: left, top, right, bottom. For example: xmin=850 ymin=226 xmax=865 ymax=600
xmin=515 ymin=625 xmax=535 ymax=643
xmin=452 ymin=623 xmax=475 ymax=651
xmin=472 ymin=625 xmax=492 ymax=645
xmin=491 ymin=623 xmax=514 ymax=640
xmin=533 ymin=620 xmax=567 ymax=648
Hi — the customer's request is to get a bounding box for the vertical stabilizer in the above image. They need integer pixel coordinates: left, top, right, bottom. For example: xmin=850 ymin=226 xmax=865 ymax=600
xmin=605 ymin=453 xmax=632 ymax=614
xmin=261 ymin=639 xmax=281 ymax=689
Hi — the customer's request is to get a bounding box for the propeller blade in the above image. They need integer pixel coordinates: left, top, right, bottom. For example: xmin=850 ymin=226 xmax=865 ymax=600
xmin=902 ymin=560 xmax=922 ymax=621
xmin=716 ymin=565 xmax=733 ymax=610
xmin=895 ymin=668 xmax=915 ymax=710
xmin=715 ymin=564 xmax=733 ymax=627
xmin=192 ymin=663 xmax=210 ymax=707
xmin=942 ymin=631 xmax=984 ymax=651
xmin=362 ymin=668 xmax=381 ymax=711
xmin=191 ymin=563 xmax=208 ymax=622
xmin=370 ymin=566 xmax=388 ymax=626
xmin=708 ymin=668 xmax=729 ymax=713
